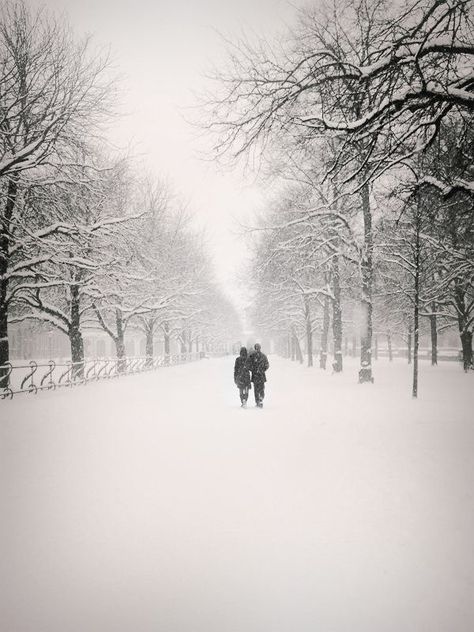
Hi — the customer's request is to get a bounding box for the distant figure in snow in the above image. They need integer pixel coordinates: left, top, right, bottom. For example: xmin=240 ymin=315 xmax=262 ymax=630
xmin=248 ymin=343 xmax=269 ymax=408
xmin=234 ymin=346 xmax=251 ymax=407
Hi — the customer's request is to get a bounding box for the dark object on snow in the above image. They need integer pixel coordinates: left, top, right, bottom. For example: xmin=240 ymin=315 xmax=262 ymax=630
xmin=248 ymin=343 xmax=269 ymax=406
xmin=358 ymin=361 xmax=374 ymax=384
xmin=234 ymin=346 xmax=251 ymax=406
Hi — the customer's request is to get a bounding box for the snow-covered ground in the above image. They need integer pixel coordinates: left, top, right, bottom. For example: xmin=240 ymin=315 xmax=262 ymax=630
xmin=0 ymin=356 xmax=473 ymax=632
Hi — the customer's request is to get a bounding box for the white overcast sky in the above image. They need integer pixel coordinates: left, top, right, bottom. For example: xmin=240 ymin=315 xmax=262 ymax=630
xmin=31 ymin=0 xmax=302 ymax=310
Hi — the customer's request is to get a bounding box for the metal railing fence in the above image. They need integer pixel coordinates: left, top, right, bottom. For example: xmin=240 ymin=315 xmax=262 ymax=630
xmin=0 ymin=352 xmax=203 ymax=400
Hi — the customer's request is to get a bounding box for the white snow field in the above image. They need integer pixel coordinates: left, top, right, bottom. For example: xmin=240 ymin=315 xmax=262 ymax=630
xmin=0 ymin=355 xmax=473 ymax=632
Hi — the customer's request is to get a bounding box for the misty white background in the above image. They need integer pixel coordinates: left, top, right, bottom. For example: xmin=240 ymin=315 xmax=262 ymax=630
xmin=29 ymin=0 xmax=299 ymax=306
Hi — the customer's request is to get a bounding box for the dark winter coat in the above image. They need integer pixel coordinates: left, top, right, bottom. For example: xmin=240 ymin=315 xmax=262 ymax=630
xmin=234 ymin=349 xmax=251 ymax=388
xmin=249 ymin=350 xmax=269 ymax=383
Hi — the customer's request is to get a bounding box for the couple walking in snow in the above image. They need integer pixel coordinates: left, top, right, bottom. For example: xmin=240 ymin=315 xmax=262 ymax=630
xmin=234 ymin=343 xmax=269 ymax=408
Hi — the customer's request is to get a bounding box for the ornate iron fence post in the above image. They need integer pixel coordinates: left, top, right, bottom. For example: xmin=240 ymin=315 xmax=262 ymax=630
xmin=40 ymin=360 xmax=56 ymax=391
xmin=20 ymin=361 xmax=38 ymax=395
xmin=0 ymin=362 xmax=13 ymax=399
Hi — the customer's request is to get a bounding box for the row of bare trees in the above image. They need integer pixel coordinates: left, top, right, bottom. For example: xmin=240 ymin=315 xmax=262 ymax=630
xmin=0 ymin=1 xmax=241 ymax=379
xmin=202 ymin=0 xmax=474 ymax=395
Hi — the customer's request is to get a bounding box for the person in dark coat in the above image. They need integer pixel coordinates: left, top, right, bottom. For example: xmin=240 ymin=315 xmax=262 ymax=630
xmin=234 ymin=346 xmax=251 ymax=407
xmin=248 ymin=343 xmax=269 ymax=407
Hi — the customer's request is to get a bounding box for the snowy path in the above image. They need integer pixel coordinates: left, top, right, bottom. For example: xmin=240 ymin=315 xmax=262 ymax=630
xmin=0 ymin=356 xmax=473 ymax=632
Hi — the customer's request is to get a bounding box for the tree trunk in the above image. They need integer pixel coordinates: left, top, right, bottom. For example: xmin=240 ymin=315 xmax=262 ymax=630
xmin=413 ymin=312 xmax=419 ymax=397
xmin=145 ymin=324 xmax=154 ymax=366
xmin=412 ymin=312 xmax=419 ymax=397
xmin=320 ymin=295 xmax=330 ymax=370
xmin=70 ymin=326 xmax=84 ymax=380
xmin=293 ymin=331 xmax=303 ymax=364
xmin=331 ymin=257 xmax=343 ymax=373
xmin=0 ymin=304 xmax=9 ymax=386
xmin=412 ymin=220 xmax=420 ymax=398
xmin=114 ymin=308 xmax=126 ymax=372
xmin=69 ymin=284 xmax=84 ymax=380
xmin=163 ymin=321 xmax=170 ymax=363
xmin=359 ymin=180 xmax=373 ymax=383
xmin=454 ymin=281 xmax=473 ymax=372
xmin=304 ymin=299 xmax=313 ymax=367
xmin=387 ymin=331 xmax=393 ymax=362
xmin=291 ymin=329 xmax=296 ymax=361
xmin=115 ymin=338 xmax=126 ymax=372
xmin=407 ymin=325 xmax=412 ymax=364
xmin=0 ymin=178 xmax=18 ymax=382
xmin=460 ymin=330 xmax=472 ymax=372
xmin=430 ymin=305 xmax=438 ymax=366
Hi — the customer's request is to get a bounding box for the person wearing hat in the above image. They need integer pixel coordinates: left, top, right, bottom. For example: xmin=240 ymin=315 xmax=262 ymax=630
xmin=234 ymin=346 xmax=251 ymax=407
xmin=248 ymin=343 xmax=269 ymax=407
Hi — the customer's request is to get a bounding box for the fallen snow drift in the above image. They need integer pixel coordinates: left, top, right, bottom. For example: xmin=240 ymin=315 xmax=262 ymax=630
xmin=0 ymin=356 xmax=473 ymax=632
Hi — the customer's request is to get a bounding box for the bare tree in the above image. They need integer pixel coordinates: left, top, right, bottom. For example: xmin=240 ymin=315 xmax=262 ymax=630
xmin=202 ymin=0 xmax=474 ymax=382
xmin=0 ymin=0 xmax=115 ymax=369
xmin=11 ymin=157 xmax=133 ymax=376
